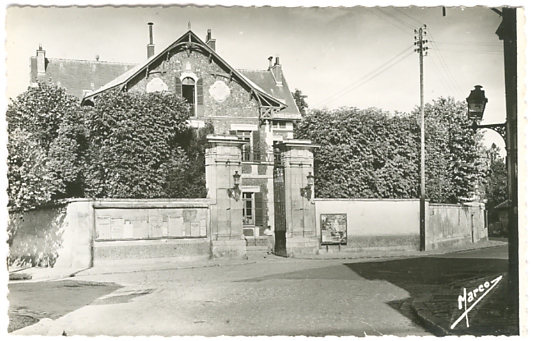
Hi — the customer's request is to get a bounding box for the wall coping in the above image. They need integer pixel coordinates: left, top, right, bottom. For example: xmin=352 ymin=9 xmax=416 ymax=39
xmin=92 ymin=199 xmax=213 ymax=209
xmin=314 ymin=198 xmax=422 ymax=202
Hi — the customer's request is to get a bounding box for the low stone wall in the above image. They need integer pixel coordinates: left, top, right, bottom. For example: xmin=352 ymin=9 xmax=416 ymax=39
xmin=8 ymin=200 xmax=94 ymax=270
xmin=8 ymin=204 xmax=68 ymax=269
xmin=314 ymin=199 xmax=487 ymax=252
xmin=314 ymin=199 xmax=422 ymax=250
xmin=8 ymin=198 xmax=218 ymax=270
xmin=426 ymin=203 xmax=488 ymax=250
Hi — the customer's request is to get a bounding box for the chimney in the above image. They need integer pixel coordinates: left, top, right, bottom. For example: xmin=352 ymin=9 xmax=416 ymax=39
xmin=147 ymin=22 xmax=155 ymax=58
xmin=268 ymin=56 xmax=273 ymax=70
xmin=95 ymin=54 xmax=100 ymax=61
xmin=271 ymin=55 xmax=282 ymax=86
xmin=206 ymin=29 xmax=216 ymax=51
xmin=36 ymin=44 xmax=46 ymax=77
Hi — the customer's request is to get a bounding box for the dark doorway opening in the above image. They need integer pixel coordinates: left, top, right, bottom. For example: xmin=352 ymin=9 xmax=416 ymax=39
xmin=182 ymin=77 xmax=195 ymax=116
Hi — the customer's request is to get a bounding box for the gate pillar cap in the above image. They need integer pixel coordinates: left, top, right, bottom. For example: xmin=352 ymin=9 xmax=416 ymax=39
xmin=277 ymin=139 xmax=320 ymax=149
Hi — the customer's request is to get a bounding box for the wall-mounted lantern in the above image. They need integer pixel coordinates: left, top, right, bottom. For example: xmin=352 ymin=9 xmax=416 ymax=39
xmin=466 ymin=85 xmax=488 ymax=120
xmin=300 ymin=172 xmax=315 ymax=200
xmin=227 ymin=171 xmax=241 ymax=201
xmin=465 ymin=85 xmax=507 ymax=142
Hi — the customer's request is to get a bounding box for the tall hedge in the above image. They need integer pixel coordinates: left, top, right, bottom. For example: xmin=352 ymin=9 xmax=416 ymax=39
xmin=7 ymin=83 xmax=213 ymax=211
xmin=295 ymin=97 xmax=486 ymax=203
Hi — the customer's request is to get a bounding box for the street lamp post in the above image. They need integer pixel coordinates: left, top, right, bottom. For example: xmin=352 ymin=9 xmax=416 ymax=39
xmin=465 ymin=82 xmax=518 ymax=328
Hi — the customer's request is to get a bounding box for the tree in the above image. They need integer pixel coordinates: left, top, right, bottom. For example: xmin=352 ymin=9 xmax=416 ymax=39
xmin=82 ymin=90 xmax=194 ymax=198
xmin=7 ymin=128 xmax=62 ymax=211
xmin=295 ymin=107 xmax=418 ymax=198
xmin=420 ymin=97 xmax=486 ymax=203
xmin=7 ymin=82 xmax=214 ymax=208
xmin=6 ymin=82 xmax=81 ymax=210
xmin=168 ymin=121 xmax=215 ymax=198
xmin=292 ymin=88 xmax=309 ymax=116
xmin=484 ymin=143 xmax=507 ymax=212
xmin=295 ymin=97 xmax=487 ymax=203
xmin=6 ymin=82 xmax=80 ymax=150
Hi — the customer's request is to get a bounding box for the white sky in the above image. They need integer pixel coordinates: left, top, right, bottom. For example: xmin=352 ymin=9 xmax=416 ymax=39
xmin=2 ymin=1 xmax=530 ymax=152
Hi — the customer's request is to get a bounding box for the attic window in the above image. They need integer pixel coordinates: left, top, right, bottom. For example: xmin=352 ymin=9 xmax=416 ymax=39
xmin=182 ymin=77 xmax=196 ymax=116
xmin=176 ymin=76 xmax=204 ymax=117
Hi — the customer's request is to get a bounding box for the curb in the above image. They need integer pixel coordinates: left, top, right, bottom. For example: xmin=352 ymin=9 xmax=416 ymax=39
xmin=73 ymin=259 xmax=258 ymax=277
xmin=295 ymin=241 xmax=506 ymax=261
xmin=411 ymin=294 xmax=453 ymax=337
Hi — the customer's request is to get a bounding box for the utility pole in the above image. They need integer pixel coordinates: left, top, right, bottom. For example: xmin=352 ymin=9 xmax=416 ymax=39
xmin=415 ymin=25 xmax=428 ymax=251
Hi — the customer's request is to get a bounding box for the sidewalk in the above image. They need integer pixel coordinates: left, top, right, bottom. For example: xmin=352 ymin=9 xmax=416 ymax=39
xmin=411 ymin=273 xmax=519 ymax=336
xmin=9 ymin=239 xmax=506 ymax=282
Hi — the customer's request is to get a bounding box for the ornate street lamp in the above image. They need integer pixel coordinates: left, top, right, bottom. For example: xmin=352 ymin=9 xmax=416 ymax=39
xmin=466 ymin=85 xmax=488 ymax=120
xmin=466 ymin=85 xmax=506 ymax=140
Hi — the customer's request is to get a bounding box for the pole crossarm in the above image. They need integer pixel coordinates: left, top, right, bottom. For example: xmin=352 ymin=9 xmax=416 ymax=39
xmin=472 ymin=121 xmax=507 ymax=143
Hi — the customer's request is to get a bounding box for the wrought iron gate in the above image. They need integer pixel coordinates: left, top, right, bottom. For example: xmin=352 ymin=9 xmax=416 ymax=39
xmin=273 ymin=163 xmax=287 ymax=257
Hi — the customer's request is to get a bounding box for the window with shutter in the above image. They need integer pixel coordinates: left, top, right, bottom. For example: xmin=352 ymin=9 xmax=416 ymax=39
xmin=254 ymin=192 xmax=263 ymax=227
xmin=175 ymin=77 xmax=182 ymax=96
xmin=196 ymin=78 xmax=204 ymax=117
xmin=182 ymin=77 xmax=196 ymax=117
xmin=243 ymin=192 xmax=254 ymax=225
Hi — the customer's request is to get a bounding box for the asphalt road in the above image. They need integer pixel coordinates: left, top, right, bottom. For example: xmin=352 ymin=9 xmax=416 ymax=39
xmin=9 ymin=244 xmax=508 ymax=336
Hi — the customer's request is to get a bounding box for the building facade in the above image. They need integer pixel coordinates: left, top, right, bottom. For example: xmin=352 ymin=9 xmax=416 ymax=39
xmin=77 ymin=25 xmax=302 ymax=243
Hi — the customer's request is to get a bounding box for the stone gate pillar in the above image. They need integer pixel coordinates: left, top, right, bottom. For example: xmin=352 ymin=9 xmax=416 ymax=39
xmin=278 ymin=139 xmax=320 ymax=256
xmin=205 ymin=135 xmax=247 ymax=258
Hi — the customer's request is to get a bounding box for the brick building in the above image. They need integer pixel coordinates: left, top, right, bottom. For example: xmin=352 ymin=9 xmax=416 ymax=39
xmin=49 ymin=24 xmax=302 ymax=243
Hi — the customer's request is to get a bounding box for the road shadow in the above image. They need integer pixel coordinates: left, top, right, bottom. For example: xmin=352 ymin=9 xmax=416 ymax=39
xmin=343 ymin=255 xmax=515 ymax=336
xmin=342 ymin=256 xmax=508 ymax=292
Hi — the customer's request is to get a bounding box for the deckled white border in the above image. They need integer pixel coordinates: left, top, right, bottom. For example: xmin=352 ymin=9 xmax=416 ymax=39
xmin=1 ymin=1 xmax=530 ymax=339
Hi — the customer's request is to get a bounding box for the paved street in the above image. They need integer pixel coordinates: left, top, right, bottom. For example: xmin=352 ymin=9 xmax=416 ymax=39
xmin=9 ymin=245 xmax=509 ymax=336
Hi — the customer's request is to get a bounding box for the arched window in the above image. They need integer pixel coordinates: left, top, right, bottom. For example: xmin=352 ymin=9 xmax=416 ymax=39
xmin=175 ymin=76 xmax=204 ymax=117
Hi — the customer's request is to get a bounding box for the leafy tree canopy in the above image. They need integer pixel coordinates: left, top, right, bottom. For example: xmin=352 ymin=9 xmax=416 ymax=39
xmin=292 ymin=89 xmax=309 ymax=116
xmin=295 ymin=97 xmax=487 ymax=203
xmin=7 ymin=83 xmax=213 ymax=212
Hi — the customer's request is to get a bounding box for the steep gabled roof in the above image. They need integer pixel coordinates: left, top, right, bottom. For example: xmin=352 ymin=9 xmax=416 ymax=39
xmin=239 ymin=69 xmax=301 ymax=119
xmin=82 ymin=30 xmax=287 ymax=110
xmin=30 ymin=57 xmax=136 ymax=99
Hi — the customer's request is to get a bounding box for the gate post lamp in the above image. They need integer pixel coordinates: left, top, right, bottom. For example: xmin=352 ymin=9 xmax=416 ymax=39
xmin=300 ymin=172 xmax=314 ymax=200
xmin=466 ymin=85 xmax=506 ymax=141
xmin=227 ymin=171 xmax=241 ymax=201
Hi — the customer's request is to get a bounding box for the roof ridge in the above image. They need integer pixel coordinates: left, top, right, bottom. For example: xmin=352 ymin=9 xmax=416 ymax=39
xmin=237 ymin=68 xmax=269 ymax=72
xmin=42 ymin=57 xmax=137 ymax=65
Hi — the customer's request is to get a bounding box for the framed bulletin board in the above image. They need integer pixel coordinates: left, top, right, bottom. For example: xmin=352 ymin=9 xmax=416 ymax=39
xmin=320 ymin=213 xmax=347 ymax=245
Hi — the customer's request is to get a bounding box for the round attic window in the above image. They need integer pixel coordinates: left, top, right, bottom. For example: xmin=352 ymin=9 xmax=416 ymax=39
xmin=209 ymin=80 xmax=231 ymax=102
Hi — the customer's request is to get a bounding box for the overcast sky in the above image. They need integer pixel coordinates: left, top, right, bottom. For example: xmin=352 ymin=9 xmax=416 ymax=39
xmin=3 ymin=1 xmax=529 ymax=151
